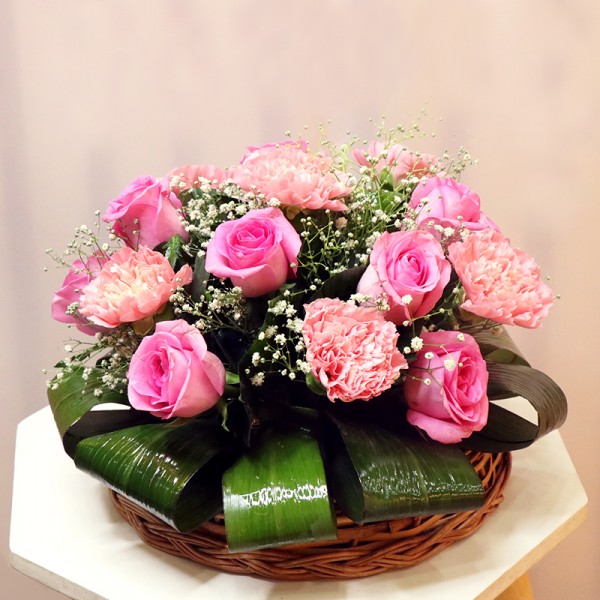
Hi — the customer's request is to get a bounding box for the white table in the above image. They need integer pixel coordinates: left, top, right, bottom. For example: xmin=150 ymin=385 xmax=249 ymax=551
xmin=10 ymin=407 xmax=587 ymax=600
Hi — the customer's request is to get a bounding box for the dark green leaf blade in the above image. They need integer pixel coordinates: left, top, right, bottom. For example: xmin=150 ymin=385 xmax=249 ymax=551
xmin=75 ymin=418 xmax=237 ymax=532
xmin=222 ymin=426 xmax=336 ymax=552
xmin=309 ymin=266 xmax=367 ymax=302
xmin=47 ymin=367 xmax=129 ymax=442
xmin=325 ymin=416 xmax=485 ymax=524
xmin=472 ymin=325 xmax=530 ymax=366
xmin=463 ymin=362 xmax=567 ymax=452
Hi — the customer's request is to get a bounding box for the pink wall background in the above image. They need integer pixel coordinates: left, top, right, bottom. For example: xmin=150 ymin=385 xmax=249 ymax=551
xmin=2 ymin=1 xmax=598 ymax=598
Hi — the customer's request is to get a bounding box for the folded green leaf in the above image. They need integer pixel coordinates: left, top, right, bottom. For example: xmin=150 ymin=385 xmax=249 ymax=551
xmin=325 ymin=415 xmax=485 ymax=524
xmin=75 ymin=418 xmax=236 ymax=532
xmin=222 ymin=426 xmax=337 ymax=552
xmin=472 ymin=325 xmax=530 ymax=366
xmin=48 ymin=367 xmax=129 ymax=445
xmin=48 ymin=366 xmax=238 ymax=531
xmin=463 ymin=362 xmax=568 ymax=452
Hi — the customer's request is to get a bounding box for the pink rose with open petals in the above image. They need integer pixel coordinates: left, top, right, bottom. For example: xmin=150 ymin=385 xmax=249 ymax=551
xmin=302 ymin=298 xmax=407 ymax=402
xmin=205 ymin=207 xmax=301 ymax=297
xmin=167 ymin=164 xmax=230 ymax=195
xmin=448 ymin=229 xmax=554 ymax=328
xmin=409 ymin=176 xmax=498 ymax=233
xmin=103 ymin=175 xmax=188 ymax=249
xmin=128 ymin=319 xmax=225 ymax=419
xmin=404 ymin=330 xmax=489 ymax=443
xmin=79 ymin=246 xmax=192 ymax=328
xmin=357 ymin=230 xmax=451 ymax=324
xmin=51 ymin=252 xmax=109 ymax=335
xmin=352 ymin=141 xmax=437 ymax=185
xmin=232 ymin=140 xmax=352 ymax=212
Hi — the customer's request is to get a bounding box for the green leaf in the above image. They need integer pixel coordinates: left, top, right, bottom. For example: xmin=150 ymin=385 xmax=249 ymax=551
xmin=305 ymin=372 xmax=327 ymax=397
xmin=222 ymin=426 xmax=337 ymax=552
xmin=75 ymin=418 xmax=236 ymax=532
xmin=164 ymin=234 xmax=185 ymax=268
xmin=309 ymin=266 xmax=367 ymax=302
xmin=472 ymin=325 xmax=530 ymax=366
xmin=191 ymin=252 xmax=210 ymax=302
xmin=48 ymin=366 xmax=239 ymax=532
xmin=325 ymin=415 xmax=485 ymax=524
xmin=463 ymin=362 xmax=568 ymax=452
xmin=233 ymin=289 xmax=309 ymax=441
xmin=47 ymin=367 xmax=129 ymax=444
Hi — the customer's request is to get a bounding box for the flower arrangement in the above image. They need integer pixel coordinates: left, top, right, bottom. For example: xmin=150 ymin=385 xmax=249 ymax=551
xmin=47 ymin=124 xmax=566 ymax=561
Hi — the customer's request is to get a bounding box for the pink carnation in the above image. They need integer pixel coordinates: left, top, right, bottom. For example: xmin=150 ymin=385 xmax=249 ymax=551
xmin=352 ymin=141 xmax=437 ymax=185
xmin=232 ymin=140 xmax=352 ymax=211
xmin=78 ymin=246 xmax=192 ymax=328
xmin=302 ymin=298 xmax=407 ymax=402
xmin=448 ymin=229 xmax=554 ymax=328
xmin=167 ymin=164 xmax=230 ymax=195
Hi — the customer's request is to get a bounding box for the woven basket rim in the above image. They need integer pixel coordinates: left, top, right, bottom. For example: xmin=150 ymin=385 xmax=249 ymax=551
xmin=110 ymin=450 xmax=511 ymax=581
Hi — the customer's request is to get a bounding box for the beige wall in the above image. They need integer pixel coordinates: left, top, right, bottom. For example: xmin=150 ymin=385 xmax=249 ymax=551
xmin=2 ymin=1 xmax=598 ymax=598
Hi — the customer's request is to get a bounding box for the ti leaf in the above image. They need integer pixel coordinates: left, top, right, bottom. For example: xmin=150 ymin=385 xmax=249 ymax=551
xmin=222 ymin=425 xmax=337 ymax=552
xmin=325 ymin=415 xmax=485 ymax=524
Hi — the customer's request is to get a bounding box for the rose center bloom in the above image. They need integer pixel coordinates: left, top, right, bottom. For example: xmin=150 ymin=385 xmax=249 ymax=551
xmin=205 ymin=207 xmax=301 ymax=298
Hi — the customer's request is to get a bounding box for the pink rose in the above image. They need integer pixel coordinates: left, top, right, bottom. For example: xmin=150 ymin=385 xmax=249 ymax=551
xmin=128 ymin=319 xmax=225 ymax=419
xmin=447 ymin=229 xmax=554 ymax=328
xmin=232 ymin=140 xmax=352 ymax=212
xmin=167 ymin=164 xmax=230 ymax=195
xmin=51 ymin=252 xmax=109 ymax=335
xmin=205 ymin=207 xmax=301 ymax=297
xmin=103 ymin=175 xmax=188 ymax=249
xmin=352 ymin=141 xmax=437 ymax=185
xmin=357 ymin=230 xmax=451 ymax=324
xmin=79 ymin=246 xmax=193 ymax=328
xmin=404 ymin=330 xmax=489 ymax=443
xmin=409 ymin=176 xmax=498 ymax=233
xmin=302 ymin=298 xmax=407 ymax=402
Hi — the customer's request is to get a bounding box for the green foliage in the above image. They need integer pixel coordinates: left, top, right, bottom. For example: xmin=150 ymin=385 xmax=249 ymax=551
xmin=325 ymin=416 xmax=485 ymax=523
xmin=222 ymin=426 xmax=336 ymax=552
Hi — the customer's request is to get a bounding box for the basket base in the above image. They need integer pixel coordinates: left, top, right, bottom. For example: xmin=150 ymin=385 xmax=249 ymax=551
xmin=110 ymin=451 xmax=511 ymax=581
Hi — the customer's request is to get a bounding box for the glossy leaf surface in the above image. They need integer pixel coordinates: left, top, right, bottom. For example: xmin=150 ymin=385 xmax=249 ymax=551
xmin=75 ymin=418 xmax=236 ymax=531
xmin=47 ymin=367 xmax=129 ymax=444
xmin=326 ymin=416 xmax=485 ymax=523
xmin=222 ymin=426 xmax=336 ymax=552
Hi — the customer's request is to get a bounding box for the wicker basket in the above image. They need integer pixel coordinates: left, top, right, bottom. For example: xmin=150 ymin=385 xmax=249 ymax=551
xmin=110 ymin=450 xmax=511 ymax=581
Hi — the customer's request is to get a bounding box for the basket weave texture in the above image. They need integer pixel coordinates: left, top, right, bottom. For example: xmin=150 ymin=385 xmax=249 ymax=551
xmin=110 ymin=450 xmax=511 ymax=581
